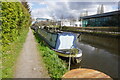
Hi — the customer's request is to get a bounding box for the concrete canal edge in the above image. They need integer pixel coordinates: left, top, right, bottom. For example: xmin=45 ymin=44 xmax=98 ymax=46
xmin=79 ymin=33 xmax=119 ymax=53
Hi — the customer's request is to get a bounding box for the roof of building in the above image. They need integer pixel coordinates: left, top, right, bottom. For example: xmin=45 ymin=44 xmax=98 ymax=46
xmin=80 ymin=10 xmax=120 ymax=19
xmin=36 ymin=18 xmax=49 ymax=21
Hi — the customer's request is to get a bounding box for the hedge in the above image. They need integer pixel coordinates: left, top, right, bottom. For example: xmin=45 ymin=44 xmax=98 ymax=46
xmin=1 ymin=1 xmax=31 ymax=78
xmin=1 ymin=1 xmax=31 ymax=51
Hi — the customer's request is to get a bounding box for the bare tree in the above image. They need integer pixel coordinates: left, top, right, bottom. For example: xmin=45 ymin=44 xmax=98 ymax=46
xmin=97 ymin=4 xmax=104 ymax=14
xmin=97 ymin=5 xmax=100 ymax=14
xmin=118 ymin=1 xmax=120 ymax=10
xmin=100 ymin=4 xmax=104 ymax=14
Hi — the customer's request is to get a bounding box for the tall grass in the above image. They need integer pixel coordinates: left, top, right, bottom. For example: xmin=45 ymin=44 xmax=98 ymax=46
xmin=2 ymin=28 xmax=29 ymax=78
xmin=33 ymin=31 xmax=68 ymax=79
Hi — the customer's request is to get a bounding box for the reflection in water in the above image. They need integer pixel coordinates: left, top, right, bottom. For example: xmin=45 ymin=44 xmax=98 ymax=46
xmin=72 ymin=40 xmax=119 ymax=78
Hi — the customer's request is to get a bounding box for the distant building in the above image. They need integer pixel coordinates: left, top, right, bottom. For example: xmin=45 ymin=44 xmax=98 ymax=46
xmin=61 ymin=19 xmax=74 ymax=27
xmin=74 ymin=18 xmax=82 ymax=27
xmin=36 ymin=18 xmax=49 ymax=22
xmin=80 ymin=10 xmax=120 ymax=27
xmin=56 ymin=21 xmax=61 ymax=26
xmin=74 ymin=21 xmax=82 ymax=27
xmin=59 ymin=19 xmax=82 ymax=27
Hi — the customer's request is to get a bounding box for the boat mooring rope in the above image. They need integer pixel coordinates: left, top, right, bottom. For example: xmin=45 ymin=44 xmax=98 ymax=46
xmin=68 ymin=52 xmax=71 ymax=70
xmin=68 ymin=45 xmax=74 ymax=70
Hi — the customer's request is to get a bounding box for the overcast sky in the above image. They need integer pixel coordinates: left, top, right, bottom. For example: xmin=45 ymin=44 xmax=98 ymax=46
xmin=27 ymin=0 xmax=119 ymax=19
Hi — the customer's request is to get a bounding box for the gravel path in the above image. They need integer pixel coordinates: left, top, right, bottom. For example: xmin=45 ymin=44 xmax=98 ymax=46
xmin=14 ymin=28 xmax=49 ymax=78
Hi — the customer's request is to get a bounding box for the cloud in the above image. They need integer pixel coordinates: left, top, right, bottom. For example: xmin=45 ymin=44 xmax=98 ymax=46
xmin=68 ymin=2 xmax=118 ymax=15
xmin=31 ymin=7 xmax=51 ymax=19
xmin=30 ymin=1 xmax=119 ymax=19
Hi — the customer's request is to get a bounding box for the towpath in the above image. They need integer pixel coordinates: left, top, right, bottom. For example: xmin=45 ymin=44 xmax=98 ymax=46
xmin=14 ymin=28 xmax=49 ymax=78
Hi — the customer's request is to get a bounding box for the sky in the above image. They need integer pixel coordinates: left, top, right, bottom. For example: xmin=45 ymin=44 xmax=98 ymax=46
xmin=27 ymin=0 xmax=120 ymax=20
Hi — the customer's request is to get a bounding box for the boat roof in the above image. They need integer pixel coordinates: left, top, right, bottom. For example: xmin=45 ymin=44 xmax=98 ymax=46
xmin=58 ymin=32 xmax=76 ymax=36
xmin=46 ymin=29 xmax=76 ymax=36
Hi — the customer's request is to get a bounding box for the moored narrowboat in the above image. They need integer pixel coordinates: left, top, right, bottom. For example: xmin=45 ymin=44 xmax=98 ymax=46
xmin=36 ymin=27 xmax=82 ymax=63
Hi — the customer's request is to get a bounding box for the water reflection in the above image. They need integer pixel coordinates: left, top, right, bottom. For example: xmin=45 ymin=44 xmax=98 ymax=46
xmin=72 ymin=40 xmax=119 ymax=78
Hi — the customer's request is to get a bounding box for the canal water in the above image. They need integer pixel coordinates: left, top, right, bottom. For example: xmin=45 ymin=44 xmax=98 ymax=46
xmin=71 ymin=34 xmax=119 ymax=78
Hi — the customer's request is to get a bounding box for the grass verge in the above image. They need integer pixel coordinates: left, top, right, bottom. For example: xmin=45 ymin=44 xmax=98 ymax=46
xmin=2 ymin=28 xmax=29 ymax=78
xmin=33 ymin=31 xmax=68 ymax=79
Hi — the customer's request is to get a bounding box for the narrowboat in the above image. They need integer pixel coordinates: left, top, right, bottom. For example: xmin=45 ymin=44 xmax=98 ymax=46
xmin=36 ymin=27 xmax=82 ymax=63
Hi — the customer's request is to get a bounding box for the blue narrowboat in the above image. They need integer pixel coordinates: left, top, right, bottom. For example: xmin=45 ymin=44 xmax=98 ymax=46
xmin=37 ymin=27 xmax=82 ymax=63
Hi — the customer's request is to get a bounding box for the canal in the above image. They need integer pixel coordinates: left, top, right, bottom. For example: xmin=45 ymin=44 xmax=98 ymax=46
xmin=71 ymin=33 xmax=119 ymax=78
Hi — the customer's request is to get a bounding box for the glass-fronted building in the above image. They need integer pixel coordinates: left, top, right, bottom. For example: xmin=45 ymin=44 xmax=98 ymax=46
xmin=80 ymin=10 xmax=120 ymax=27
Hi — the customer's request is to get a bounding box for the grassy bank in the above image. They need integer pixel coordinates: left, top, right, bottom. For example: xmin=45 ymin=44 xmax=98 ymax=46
xmin=2 ymin=28 xmax=29 ymax=78
xmin=33 ymin=31 xmax=68 ymax=79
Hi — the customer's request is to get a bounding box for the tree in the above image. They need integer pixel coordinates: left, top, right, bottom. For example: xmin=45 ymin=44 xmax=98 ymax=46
xmin=20 ymin=0 xmax=31 ymax=14
xmin=97 ymin=4 xmax=104 ymax=14
xmin=118 ymin=1 xmax=120 ymax=10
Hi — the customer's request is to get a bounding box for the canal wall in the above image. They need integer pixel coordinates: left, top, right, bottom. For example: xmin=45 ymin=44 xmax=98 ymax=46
xmin=61 ymin=27 xmax=120 ymax=55
xmin=62 ymin=26 xmax=120 ymax=32
xmin=78 ymin=33 xmax=119 ymax=55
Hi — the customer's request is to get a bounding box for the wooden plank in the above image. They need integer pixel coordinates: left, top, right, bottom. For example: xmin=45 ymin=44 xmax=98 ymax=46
xmin=62 ymin=68 xmax=112 ymax=79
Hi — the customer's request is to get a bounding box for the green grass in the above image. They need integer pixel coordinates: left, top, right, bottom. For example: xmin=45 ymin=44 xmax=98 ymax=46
xmin=33 ymin=31 xmax=68 ymax=79
xmin=1 ymin=28 xmax=29 ymax=78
